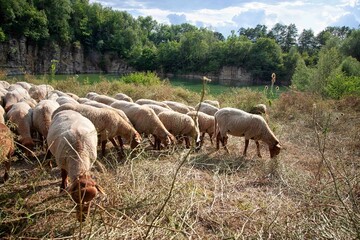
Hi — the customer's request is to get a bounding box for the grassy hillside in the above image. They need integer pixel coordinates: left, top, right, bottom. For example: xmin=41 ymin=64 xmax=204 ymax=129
xmin=0 ymin=77 xmax=359 ymax=239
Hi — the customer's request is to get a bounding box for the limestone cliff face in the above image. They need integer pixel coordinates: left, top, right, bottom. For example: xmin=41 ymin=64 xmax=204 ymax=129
xmin=0 ymin=37 xmax=133 ymax=75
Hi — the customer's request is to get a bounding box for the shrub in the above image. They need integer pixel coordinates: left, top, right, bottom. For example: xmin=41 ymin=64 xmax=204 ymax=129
xmin=218 ymin=87 xmax=267 ymax=111
xmin=120 ymin=71 xmax=162 ymax=85
xmin=325 ymin=73 xmax=360 ymax=99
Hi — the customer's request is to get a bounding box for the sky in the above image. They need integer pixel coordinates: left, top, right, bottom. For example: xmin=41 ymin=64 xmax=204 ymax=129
xmin=90 ymin=0 xmax=360 ymax=37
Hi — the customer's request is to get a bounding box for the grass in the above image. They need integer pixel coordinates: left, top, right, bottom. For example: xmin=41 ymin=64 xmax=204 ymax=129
xmin=0 ymin=77 xmax=359 ymax=239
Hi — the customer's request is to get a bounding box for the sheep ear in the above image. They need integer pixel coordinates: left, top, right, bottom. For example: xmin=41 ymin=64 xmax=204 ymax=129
xmin=96 ymin=184 xmax=106 ymax=196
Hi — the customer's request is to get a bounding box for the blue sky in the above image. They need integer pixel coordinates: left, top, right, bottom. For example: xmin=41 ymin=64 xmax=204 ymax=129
xmin=90 ymin=0 xmax=360 ymax=37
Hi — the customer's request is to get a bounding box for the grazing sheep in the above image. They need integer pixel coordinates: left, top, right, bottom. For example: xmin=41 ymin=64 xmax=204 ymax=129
xmin=162 ymin=100 xmax=192 ymax=114
xmin=142 ymin=104 xmax=173 ymax=115
xmin=203 ymin=99 xmax=220 ymax=108
xmin=214 ymin=107 xmax=281 ymax=158
xmin=0 ymin=87 xmax=8 ymax=107
xmin=82 ymin=100 xmax=132 ymax=125
xmin=158 ymin=111 xmax=201 ymax=149
xmin=28 ymin=84 xmax=54 ymax=102
xmin=85 ymin=92 xmax=99 ymax=100
xmin=135 ymin=99 xmax=172 ymax=110
xmin=187 ymin=111 xmax=215 ymax=147
xmin=111 ymin=101 xmax=176 ymax=150
xmin=65 ymin=92 xmax=79 ymax=101
xmin=0 ymin=81 xmax=11 ymax=89
xmin=47 ymin=110 xmax=105 ymax=222
xmin=77 ymin=97 xmax=90 ymax=104
xmin=0 ymin=123 xmax=15 ymax=182
xmin=13 ymin=81 xmax=32 ymax=91
xmin=56 ymin=96 xmax=79 ymax=106
xmin=92 ymin=95 xmax=118 ymax=106
xmin=195 ymin=102 xmax=219 ymax=116
xmin=114 ymin=93 xmax=133 ymax=102
xmin=5 ymin=102 xmax=35 ymax=154
xmin=32 ymin=100 xmax=60 ymax=142
xmin=52 ymin=103 xmax=142 ymax=159
xmin=4 ymin=87 xmax=31 ymax=112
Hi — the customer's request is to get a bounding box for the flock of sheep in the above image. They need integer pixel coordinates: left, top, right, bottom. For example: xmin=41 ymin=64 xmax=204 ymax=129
xmin=0 ymin=80 xmax=281 ymax=221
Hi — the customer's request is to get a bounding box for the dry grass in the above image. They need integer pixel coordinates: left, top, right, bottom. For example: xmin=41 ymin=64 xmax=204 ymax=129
xmin=0 ymin=79 xmax=359 ymax=239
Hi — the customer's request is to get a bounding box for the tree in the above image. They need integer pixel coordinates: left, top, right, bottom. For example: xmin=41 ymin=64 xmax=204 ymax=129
xmin=298 ymin=29 xmax=317 ymax=55
xmin=238 ymin=24 xmax=267 ymax=42
xmin=268 ymin=23 xmax=298 ymax=52
xmin=341 ymin=30 xmax=360 ymax=61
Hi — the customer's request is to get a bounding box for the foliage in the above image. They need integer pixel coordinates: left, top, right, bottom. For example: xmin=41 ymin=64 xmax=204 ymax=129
xmin=120 ymin=71 xmax=162 ymax=86
xmin=325 ymin=73 xmax=360 ymax=99
xmin=340 ymin=29 xmax=360 ymax=61
xmin=291 ymin=58 xmax=315 ymax=91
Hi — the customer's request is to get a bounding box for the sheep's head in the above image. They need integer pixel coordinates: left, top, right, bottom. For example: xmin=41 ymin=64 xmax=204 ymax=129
xmin=130 ymin=132 xmax=142 ymax=149
xmin=269 ymin=143 xmax=281 ymax=158
xmin=68 ymin=175 xmax=105 ymax=222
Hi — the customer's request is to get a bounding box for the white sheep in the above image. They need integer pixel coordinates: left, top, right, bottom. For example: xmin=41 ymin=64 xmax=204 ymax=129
xmin=195 ymin=102 xmax=219 ymax=116
xmin=56 ymin=96 xmax=79 ymax=106
xmin=114 ymin=93 xmax=133 ymax=102
xmin=47 ymin=110 xmax=104 ymax=222
xmin=52 ymin=103 xmax=142 ymax=159
xmin=110 ymin=101 xmax=176 ymax=150
xmin=187 ymin=110 xmax=215 ymax=147
xmin=5 ymin=101 xmax=35 ymax=155
xmin=0 ymin=123 xmax=15 ymax=182
xmin=28 ymin=84 xmax=54 ymax=102
xmin=162 ymin=100 xmax=192 ymax=114
xmin=214 ymin=107 xmax=281 ymax=158
xmin=85 ymin=92 xmax=99 ymax=100
xmin=32 ymin=100 xmax=60 ymax=143
xmin=142 ymin=104 xmax=173 ymax=115
xmin=158 ymin=111 xmax=201 ymax=149
xmin=0 ymin=81 xmax=10 ymax=89
xmin=203 ymin=99 xmax=220 ymax=108
xmin=4 ymin=87 xmax=31 ymax=112
xmin=92 ymin=95 xmax=118 ymax=106
xmin=0 ymin=87 xmax=8 ymax=107
xmin=135 ymin=99 xmax=172 ymax=110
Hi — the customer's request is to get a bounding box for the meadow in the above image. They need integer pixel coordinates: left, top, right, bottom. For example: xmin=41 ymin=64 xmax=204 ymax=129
xmin=0 ymin=76 xmax=359 ymax=239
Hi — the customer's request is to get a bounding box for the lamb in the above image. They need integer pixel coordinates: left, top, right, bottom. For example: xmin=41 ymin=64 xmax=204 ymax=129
xmin=114 ymin=93 xmax=133 ymax=102
xmin=203 ymin=99 xmax=220 ymax=108
xmin=28 ymin=84 xmax=54 ymax=102
xmin=142 ymin=104 xmax=173 ymax=115
xmin=47 ymin=110 xmax=105 ymax=222
xmin=5 ymin=101 xmax=35 ymax=155
xmin=214 ymin=107 xmax=281 ymax=158
xmin=0 ymin=123 xmax=15 ymax=182
xmin=195 ymin=102 xmax=219 ymax=116
xmin=158 ymin=111 xmax=201 ymax=149
xmin=111 ymin=101 xmax=176 ymax=150
xmin=187 ymin=111 xmax=215 ymax=147
xmin=52 ymin=103 xmax=142 ymax=159
xmin=135 ymin=99 xmax=172 ymax=110
xmin=32 ymin=100 xmax=60 ymax=143
xmin=162 ymin=100 xmax=192 ymax=114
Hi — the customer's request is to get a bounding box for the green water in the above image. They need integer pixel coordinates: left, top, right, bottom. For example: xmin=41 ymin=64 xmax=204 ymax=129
xmin=5 ymin=74 xmax=286 ymax=97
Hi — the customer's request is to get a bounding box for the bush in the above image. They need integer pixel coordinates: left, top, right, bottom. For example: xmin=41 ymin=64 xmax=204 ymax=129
xmin=120 ymin=72 xmax=162 ymax=85
xmin=325 ymin=73 xmax=360 ymax=99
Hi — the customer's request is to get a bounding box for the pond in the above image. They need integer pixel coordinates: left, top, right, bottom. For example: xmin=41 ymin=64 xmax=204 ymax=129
xmin=4 ymin=74 xmax=286 ymax=97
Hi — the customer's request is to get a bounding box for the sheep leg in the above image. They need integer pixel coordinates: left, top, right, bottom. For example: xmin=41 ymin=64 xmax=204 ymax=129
xmin=3 ymin=161 xmax=10 ymax=182
xmin=243 ymin=139 xmax=249 ymax=156
xmin=101 ymin=140 xmax=107 ymax=158
xmin=223 ymin=136 xmax=229 ymax=153
xmin=200 ymin=133 xmax=205 ymax=146
xmin=110 ymin=137 xmax=125 ymax=160
xmin=208 ymin=133 xmax=213 ymax=145
xmin=185 ymin=137 xmax=191 ymax=148
xmin=60 ymin=169 xmax=68 ymax=192
xmin=255 ymin=141 xmax=262 ymax=158
xmin=216 ymin=132 xmax=221 ymax=150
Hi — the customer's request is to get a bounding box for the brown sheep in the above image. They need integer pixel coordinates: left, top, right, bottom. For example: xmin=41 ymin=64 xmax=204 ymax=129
xmin=0 ymin=123 xmax=15 ymax=182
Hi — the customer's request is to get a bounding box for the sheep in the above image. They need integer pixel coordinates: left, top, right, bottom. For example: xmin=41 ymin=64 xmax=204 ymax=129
xmin=110 ymin=101 xmax=176 ymax=150
xmin=47 ymin=110 xmax=105 ymax=222
xmin=195 ymin=102 xmax=219 ymax=116
xmin=0 ymin=87 xmax=8 ymax=107
xmin=203 ymin=99 xmax=220 ymax=108
xmin=28 ymin=84 xmax=54 ymax=102
xmin=92 ymin=95 xmax=118 ymax=106
xmin=77 ymin=97 xmax=90 ymax=104
xmin=13 ymin=81 xmax=32 ymax=91
xmin=65 ymin=92 xmax=79 ymax=101
xmin=0 ymin=123 xmax=15 ymax=182
xmin=52 ymin=103 xmax=142 ymax=159
xmin=85 ymin=92 xmax=99 ymax=100
xmin=0 ymin=105 xmax=5 ymax=124
xmin=135 ymin=99 xmax=172 ymax=110
xmin=162 ymin=100 xmax=192 ymax=114
xmin=249 ymin=103 xmax=267 ymax=115
xmin=187 ymin=111 xmax=215 ymax=147
xmin=56 ymin=96 xmax=79 ymax=106
xmin=82 ymin=100 xmax=132 ymax=125
xmin=32 ymin=100 xmax=60 ymax=143
xmin=158 ymin=111 xmax=201 ymax=149
xmin=0 ymin=81 xmax=10 ymax=89
xmin=142 ymin=104 xmax=173 ymax=115
xmin=214 ymin=107 xmax=281 ymax=158
xmin=4 ymin=87 xmax=31 ymax=112
xmin=5 ymin=101 xmax=35 ymax=155
xmin=114 ymin=93 xmax=133 ymax=102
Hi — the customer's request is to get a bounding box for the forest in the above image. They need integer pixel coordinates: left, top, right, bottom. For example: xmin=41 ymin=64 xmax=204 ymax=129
xmin=0 ymin=0 xmax=359 ymax=97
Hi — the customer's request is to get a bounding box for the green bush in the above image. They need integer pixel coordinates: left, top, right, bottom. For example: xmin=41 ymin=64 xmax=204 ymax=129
xmin=340 ymin=56 xmax=360 ymax=77
xmin=325 ymin=73 xmax=360 ymax=99
xmin=120 ymin=72 xmax=162 ymax=85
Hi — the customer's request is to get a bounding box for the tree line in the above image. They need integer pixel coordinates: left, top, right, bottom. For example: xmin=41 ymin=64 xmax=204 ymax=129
xmin=0 ymin=0 xmax=359 ymax=94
